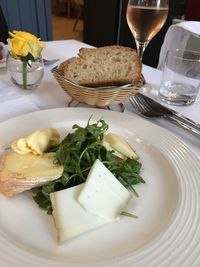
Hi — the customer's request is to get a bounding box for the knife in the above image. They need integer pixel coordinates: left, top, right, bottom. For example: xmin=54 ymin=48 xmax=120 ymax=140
xmin=136 ymin=93 xmax=200 ymax=137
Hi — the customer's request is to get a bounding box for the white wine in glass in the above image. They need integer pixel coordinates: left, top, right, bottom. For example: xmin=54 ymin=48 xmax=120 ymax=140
xmin=126 ymin=0 xmax=169 ymax=61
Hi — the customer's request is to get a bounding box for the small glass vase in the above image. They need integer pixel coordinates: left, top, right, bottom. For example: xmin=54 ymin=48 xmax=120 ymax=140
xmin=6 ymin=53 xmax=44 ymax=90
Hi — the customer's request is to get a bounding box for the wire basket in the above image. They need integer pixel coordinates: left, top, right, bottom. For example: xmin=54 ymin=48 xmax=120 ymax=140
xmin=51 ymin=60 xmax=142 ymax=107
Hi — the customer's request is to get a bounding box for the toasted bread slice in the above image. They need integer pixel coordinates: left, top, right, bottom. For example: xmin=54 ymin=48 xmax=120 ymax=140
xmin=63 ymin=45 xmax=142 ymax=87
xmin=0 ymin=152 xmax=63 ymax=197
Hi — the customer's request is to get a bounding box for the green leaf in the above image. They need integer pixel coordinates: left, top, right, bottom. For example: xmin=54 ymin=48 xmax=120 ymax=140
xmin=32 ymin=119 xmax=144 ymax=215
xmin=20 ymin=52 xmax=35 ymax=63
xmin=33 ymin=191 xmax=52 ymax=214
xmin=120 ymin=211 xmax=138 ymax=219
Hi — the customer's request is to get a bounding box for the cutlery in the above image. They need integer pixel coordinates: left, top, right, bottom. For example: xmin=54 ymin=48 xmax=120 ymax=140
xmin=43 ymin=58 xmax=59 ymax=66
xmin=130 ymin=93 xmax=200 ymax=137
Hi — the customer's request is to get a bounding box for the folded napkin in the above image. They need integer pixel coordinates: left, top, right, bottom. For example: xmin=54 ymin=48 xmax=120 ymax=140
xmin=157 ymin=21 xmax=200 ymax=70
xmin=0 ymin=97 xmax=39 ymax=123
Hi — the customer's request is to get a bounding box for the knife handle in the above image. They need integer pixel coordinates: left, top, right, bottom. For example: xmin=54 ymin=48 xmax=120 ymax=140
xmin=168 ymin=115 xmax=200 ymax=138
xmin=170 ymin=111 xmax=200 ymax=132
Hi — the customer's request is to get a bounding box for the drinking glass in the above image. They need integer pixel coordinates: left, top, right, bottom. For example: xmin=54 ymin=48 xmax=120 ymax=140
xmin=126 ymin=0 xmax=169 ymax=61
xmin=159 ymin=49 xmax=200 ymax=105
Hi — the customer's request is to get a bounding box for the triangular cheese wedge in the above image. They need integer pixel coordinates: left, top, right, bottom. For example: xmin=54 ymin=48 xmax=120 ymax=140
xmin=103 ymin=133 xmax=139 ymax=160
xmin=50 ymin=184 xmax=108 ymax=244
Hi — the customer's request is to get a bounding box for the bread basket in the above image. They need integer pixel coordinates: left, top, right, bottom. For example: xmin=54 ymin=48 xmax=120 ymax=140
xmin=51 ymin=60 xmax=142 ymax=107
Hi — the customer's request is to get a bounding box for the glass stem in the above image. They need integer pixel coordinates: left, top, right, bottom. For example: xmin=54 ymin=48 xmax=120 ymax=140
xmin=22 ymin=61 xmax=27 ymax=89
xmin=135 ymin=41 xmax=152 ymax=92
xmin=135 ymin=41 xmax=148 ymax=61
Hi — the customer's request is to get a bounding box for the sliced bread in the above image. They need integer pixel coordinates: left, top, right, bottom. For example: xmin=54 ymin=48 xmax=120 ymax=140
xmin=63 ymin=45 xmax=142 ymax=87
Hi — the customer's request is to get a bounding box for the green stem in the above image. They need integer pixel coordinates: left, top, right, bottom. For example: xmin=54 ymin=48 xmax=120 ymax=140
xmin=120 ymin=211 xmax=138 ymax=219
xmin=22 ymin=61 xmax=27 ymax=89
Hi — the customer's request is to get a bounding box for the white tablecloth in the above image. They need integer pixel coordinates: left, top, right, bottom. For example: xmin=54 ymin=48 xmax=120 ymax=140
xmin=0 ymin=40 xmax=199 ymax=158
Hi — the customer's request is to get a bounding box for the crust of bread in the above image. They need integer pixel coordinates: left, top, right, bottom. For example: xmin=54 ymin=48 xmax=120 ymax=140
xmin=63 ymin=45 xmax=142 ymax=87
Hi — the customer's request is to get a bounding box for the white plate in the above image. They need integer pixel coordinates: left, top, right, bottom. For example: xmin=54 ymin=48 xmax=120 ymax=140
xmin=0 ymin=107 xmax=200 ymax=267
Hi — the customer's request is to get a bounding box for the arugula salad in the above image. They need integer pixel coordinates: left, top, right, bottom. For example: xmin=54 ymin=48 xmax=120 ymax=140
xmin=33 ymin=118 xmax=145 ymax=215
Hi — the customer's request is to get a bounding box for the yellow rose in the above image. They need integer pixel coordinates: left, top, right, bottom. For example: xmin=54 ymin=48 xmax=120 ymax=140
xmin=8 ymin=30 xmax=45 ymax=59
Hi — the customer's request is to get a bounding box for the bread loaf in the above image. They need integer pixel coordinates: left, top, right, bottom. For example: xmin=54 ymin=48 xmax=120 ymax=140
xmin=63 ymin=45 xmax=142 ymax=87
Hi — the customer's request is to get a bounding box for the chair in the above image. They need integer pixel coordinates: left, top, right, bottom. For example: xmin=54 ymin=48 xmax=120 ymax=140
xmin=72 ymin=0 xmax=84 ymax=31
xmin=55 ymin=0 xmax=72 ymax=17
xmin=157 ymin=21 xmax=200 ymax=70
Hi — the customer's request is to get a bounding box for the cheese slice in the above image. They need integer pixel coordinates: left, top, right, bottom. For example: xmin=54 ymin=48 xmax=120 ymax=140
xmin=50 ymin=184 xmax=108 ymax=244
xmin=0 ymin=152 xmax=63 ymax=197
xmin=11 ymin=128 xmax=60 ymax=155
xmin=102 ymin=139 xmax=125 ymax=159
xmin=11 ymin=138 xmax=32 ymax=154
xmin=103 ymin=133 xmax=139 ymax=160
xmin=78 ymin=159 xmax=132 ymax=221
xmin=26 ymin=128 xmax=60 ymax=155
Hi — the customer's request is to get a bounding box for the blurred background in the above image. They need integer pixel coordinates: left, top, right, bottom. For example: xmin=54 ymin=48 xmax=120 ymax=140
xmin=0 ymin=0 xmax=199 ymax=67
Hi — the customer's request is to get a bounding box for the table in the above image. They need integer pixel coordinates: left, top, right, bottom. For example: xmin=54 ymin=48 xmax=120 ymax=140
xmin=0 ymin=40 xmax=199 ymax=159
xmin=0 ymin=40 xmax=200 ymax=267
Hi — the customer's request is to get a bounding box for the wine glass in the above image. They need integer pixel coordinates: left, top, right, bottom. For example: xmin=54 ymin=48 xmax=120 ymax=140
xmin=126 ymin=0 xmax=169 ymax=61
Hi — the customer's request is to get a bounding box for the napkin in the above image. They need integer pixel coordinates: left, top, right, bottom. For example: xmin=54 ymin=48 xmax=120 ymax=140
xmin=157 ymin=21 xmax=200 ymax=70
xmin=0 ymin=97 xmax=39 ymax=123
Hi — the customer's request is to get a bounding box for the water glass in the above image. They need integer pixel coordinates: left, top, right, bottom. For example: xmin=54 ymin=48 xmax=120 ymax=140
xmin=159 ymin=49 xmax=200 ymax=105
